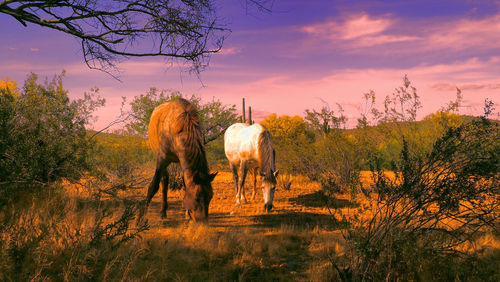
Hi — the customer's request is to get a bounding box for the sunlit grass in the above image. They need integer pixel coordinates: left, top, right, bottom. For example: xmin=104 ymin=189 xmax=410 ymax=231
xmin=1 ymin=170 xmax=498 ymax=281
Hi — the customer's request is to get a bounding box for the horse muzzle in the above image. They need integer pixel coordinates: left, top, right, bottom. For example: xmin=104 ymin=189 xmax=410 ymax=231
xmin=186 ymin=209 xmax=209 ymax=223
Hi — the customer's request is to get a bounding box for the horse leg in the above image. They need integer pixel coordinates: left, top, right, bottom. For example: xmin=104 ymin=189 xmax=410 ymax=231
xmin=230 ymin=163 xmax=239 ymax=195
xmin=239 ymin=162 xmax=248 ymax=204
xmin=251 ymin=168 xmax=258 ymax=200
xmin=160 ymin=166 xmax=170 ymax=219
xmin=230 ymin=163 xmax=240 ymax=206
xmin=138 ymin=158 xmax=166 ymax=223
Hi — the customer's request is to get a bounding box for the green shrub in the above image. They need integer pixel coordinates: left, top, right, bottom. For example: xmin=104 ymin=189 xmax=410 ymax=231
xmin=0 ymin=73 xmax=103 ymax=206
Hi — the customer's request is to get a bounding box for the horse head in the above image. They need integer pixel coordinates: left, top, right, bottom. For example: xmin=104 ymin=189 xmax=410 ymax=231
xmin=184 ymin=172 xmax=217 ymax=222
xmin=260 ymin=170 xmax=279 ymax=212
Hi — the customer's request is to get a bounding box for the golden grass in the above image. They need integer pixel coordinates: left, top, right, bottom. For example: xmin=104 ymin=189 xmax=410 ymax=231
xmin=1 ymin=170 xmax=498 ymax=281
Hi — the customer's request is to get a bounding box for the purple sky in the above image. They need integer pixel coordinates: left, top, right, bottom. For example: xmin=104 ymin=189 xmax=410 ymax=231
xmin=1 ymin=0 xmax=500 ymax=129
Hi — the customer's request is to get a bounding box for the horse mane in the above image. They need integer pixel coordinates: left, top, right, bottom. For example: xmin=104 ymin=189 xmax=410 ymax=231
xmin=175 ymin=99 xmax=210 ymax=183
xmin=258 ymin=129 xmax=276 ymax=182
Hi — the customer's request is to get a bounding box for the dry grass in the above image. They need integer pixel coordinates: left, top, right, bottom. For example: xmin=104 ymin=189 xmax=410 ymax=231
xmin=1 ymin=171 xmax=498 ymax=281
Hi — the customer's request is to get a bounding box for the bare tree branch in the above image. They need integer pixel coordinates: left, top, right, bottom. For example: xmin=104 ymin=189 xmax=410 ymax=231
xmin=0 ymin=0 xmax=241 ymax=76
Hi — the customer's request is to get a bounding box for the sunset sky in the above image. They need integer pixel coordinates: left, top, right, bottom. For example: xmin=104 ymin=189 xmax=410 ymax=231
xmin=1 ymin=0 xmax=500 ymax=129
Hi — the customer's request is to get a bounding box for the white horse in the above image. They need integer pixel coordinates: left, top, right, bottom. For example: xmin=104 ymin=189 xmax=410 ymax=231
xmin=224 ymin=123 xmax=278 ymax=212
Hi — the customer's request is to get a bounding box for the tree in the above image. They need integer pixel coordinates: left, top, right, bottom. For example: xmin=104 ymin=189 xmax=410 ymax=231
xmin=125 ymin=88 xmax=238 ymax=143
xmin=0 ymin=0 xmax=272 ymax=75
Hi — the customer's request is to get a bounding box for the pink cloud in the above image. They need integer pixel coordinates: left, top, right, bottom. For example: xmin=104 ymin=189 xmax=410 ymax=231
xmin=302 ymin=13 xmax=394 ymax=40
xmin=341 ymin=14 xmax=393 ymax=39
xmin=219 ymin=46 xmax=242 ymax=55
xmin=301 ymin=13 xmax=419 ymax=48
xmin=299 ymin=12 xmax=500 ymax=55
xmin=423 ymin=15 xmax=500 ymax=52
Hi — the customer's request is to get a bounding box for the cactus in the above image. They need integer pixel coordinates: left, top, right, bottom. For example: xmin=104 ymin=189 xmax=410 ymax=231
xmin=249 ymin=106 xmax=253 ymax=125
xmin=242 ymin=98 xmax=246 ymax=123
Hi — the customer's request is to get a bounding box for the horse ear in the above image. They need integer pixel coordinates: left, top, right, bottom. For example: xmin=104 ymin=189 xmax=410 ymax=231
xmin=209 ymin=172 xmax=218 ymax=182
xmin=273 ymin=170 xmax=279 ymax=178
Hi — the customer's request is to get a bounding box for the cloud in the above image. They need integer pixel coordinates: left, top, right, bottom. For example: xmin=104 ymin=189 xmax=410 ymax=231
xmin=219 ymin=46 xmax=242 ymax=55
xmin=299 ymin=12 xmax=500 ymax=55
xmin=30 ymin=48 xmax=39 ymax=52
xmin=301 ymin=13 xmax=419 ymax=48
xmin=431 ymin=82 xmax=500 ymax=91
xmin=424 ymin=15 xmax=500 ymax=52
xmin=302 ymin=13 xmax=393 ymax=40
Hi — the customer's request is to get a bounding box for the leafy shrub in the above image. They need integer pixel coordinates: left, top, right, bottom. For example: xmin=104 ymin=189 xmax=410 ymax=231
xmin=88 ymin=131 xmax=154 ymax=195
xmin=0 ymin=73 xmax=103 ymax=206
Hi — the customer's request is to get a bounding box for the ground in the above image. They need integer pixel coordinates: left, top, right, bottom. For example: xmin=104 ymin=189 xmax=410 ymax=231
xmin=140 ymin=171 xmax=349 ymax=231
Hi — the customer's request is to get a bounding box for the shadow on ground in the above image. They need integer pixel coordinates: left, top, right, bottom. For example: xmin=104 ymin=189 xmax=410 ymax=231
xmin=289 ymin=190 xmax=359 ymax=209
xmin=246 ymin=211 xmax=348 ymax=230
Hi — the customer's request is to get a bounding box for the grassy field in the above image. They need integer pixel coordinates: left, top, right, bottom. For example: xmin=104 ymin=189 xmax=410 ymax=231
xmin=14 ymin=170 xmax=489 ymax=281
xmin=1 ymin=168 xmax=498 ymax=281
xmin=106 ymin=171 xmax=350 ymax=280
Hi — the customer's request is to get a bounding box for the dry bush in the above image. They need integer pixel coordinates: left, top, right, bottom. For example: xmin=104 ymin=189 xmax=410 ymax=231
xmin=331 ymin=118 xmax=500 ymax=281
xmin=278 ymin=173 xmax=292 ymax=191
xmin=0 ymin=189 xmax=147 ymax=281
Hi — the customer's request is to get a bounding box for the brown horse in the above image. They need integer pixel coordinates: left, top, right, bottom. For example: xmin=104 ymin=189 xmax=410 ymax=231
xmin=139 ymin=98 xmax=217 ymax=222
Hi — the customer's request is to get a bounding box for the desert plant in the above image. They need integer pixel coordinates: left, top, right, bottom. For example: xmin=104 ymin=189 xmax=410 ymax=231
xmin=334 ymin=117 xmax=500 ymax=281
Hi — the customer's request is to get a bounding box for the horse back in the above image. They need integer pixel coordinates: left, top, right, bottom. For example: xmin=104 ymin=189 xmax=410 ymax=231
xmin=224 ymin=123 xmax=265 ymax=166
xmin=148 ymin=98 xmax=200 ymax=161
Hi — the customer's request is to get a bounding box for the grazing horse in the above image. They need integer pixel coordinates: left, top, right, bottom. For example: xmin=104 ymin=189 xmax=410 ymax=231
xmin=224 ymin=123 xmax=278 ymax=212
xmin=139 ymin=98 xmax=217 ymax=222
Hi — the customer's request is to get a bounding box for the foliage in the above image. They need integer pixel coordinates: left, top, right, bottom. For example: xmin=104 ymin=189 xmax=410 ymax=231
xmin=205 ymin=135 xmax=228 ymax=170
xmin=261 ymin=114 xmax=312 ymax=141
xmin=0 ymin=73 xmax=104 ymax=206
xmin=310 ymin=133 xmax=362 ymax=195
xmin=260 ymin=114 xmax=314 ymax=176
xmin=304 ymin=104 xmax=347 ymax=135
xmin=335 ymin=117 xmax=500 ymax=281
xmin=125 ymin=88 xmax=239 ymax=144
xmin=89 ymin=131 xmax=154 ymax=196
xmin=379 ymin=74 xmax=421 ymax=123
xmin=93 ymin=132 xmax=152 ymax=178
xmin=261 ymin=112 xmax=361 ymax=194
